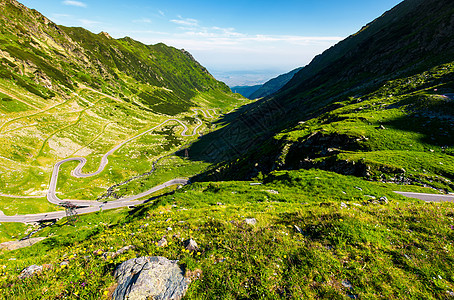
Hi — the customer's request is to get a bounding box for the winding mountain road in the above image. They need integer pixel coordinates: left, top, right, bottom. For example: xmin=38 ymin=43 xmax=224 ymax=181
xmin=0 ymin=109 xmax=215 ymax=223
xmin=394 ymin=191 xmax=454 ymax=202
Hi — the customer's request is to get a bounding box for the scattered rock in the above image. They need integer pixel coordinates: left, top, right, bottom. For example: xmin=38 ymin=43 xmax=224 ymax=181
xmin=216 ymin=202 xmax=224 ymax=206
xmin=103 ymin=252 xmax=115 ymax=260
xmin=265 ymin=190 xmax=279 ymax=194
xmin=165 ymin=218 xmax=172 ymax=222
xmin=18 ymin=265 xmax=43 ymax=279
xmin=342 ymin=279 xmax=353 ymax=289
xmin=185 ymin=269 xmax=203 ymax=282
xmin=93 ymin=249 xmax=104 ymax=256
xmin=447 ymin=290 xmax=454 ymax=297
xmin=377 ymin=125 xmax=386 ymax=130
xmin=184 ymin=239 xmax=199 ymax=252
xmin=59 ymin=261 xmax=69 ymax=267
xmin=293 ymin=225 xmax=303 ymax=234
xmin=0 ymin=237 xmax=47 ymax=251
xmin=167 ymin=227 xmax=173 ymax=231
xmin=157 ymin=237 xmax=168 ymax=247
xmin=379 ymin=196 xmax=389 ymax=204
xmin=351 ymin=203 xmax=361 ymax=207
xmin=115 ymin=245 xmax=135 ymax=257
xmin=113 ymin=256 xmax=190 ymax=300
xmin=354 ymin=187 xmax=363 ymax=191
xmin=244 ymin=218 xmax=257 ymax=226
xmin=341 ymin=202 xmax=348 ymax=208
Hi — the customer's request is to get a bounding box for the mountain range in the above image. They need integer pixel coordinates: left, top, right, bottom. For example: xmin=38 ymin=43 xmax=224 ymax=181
xmin=231 ymin=67 xmax=303 ymax=99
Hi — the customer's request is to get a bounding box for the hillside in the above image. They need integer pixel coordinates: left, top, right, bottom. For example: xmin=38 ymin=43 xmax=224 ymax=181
xmin=248 ymin=67 xmax=303 ymax=99
xmin=187 ymin=0 xmax=454 ymax=186
xmin=0 ymin=0 xmax=244 ymax=215
xmin=1 ymin=0 xmax=454 ymax=299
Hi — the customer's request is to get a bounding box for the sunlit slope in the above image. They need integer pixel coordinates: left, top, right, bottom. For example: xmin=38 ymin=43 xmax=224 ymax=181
xmin=0 ymin=0 xmax=245 ymax=214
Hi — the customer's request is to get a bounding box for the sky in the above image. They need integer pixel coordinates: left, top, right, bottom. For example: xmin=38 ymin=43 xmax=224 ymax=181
xmin=20 ymin=0 xmax=403 ymax=86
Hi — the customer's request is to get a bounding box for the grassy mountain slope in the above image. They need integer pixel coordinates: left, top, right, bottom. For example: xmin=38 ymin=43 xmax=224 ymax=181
xmin=249 ymin=67 xmax=303 ymax=99
xmin=186 ymin=0 xmax=454 ymax=193
xmin=0 ymin=0 xmax=244 ymax=215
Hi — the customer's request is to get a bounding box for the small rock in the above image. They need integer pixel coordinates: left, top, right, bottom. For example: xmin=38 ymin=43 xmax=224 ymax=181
xmin=165 ymin=218 xmax=172 ymax=222
xmin=354 ymin=187 xmax=363 ymax=191
xmin=447 ymin=290 xmax=454 ymax=297
xmin=351 ymin=203 xmax=361 ymax=207
xmin=379 ymin=196 xmax=389 ymax=204
xmin=115 ymin=245 xmax=135 ymax=257
xmin=93 ymin=249 xmax=104 ymax=256
xmin=342 ymin=279 xmax=353 ymax=289
xmin=244 ymin=218 xmax=257 ymax=226
xmin=103 ymin=252 xmax=115 ymax=260
xmin=167 ymin=227 xmax=173 ymax=231
xmin=341 ymin=202 xmax=348 ymax=208
xmin=216 ymin=202 xmax=224 ymax=206
xmin=265 ymin=190 xmax=279 ymax=194
xmin=157 ymin=237 xmax=168 ymax=247
xmin=377 ymin=125 xmax=386 ymax=130
xmin=293 ymin=225 xmax=303 ymax=234
xmin=184 ymin=239 xmax=199 ymax=252
xmin=18 ymin=265 xmax=43 ymax=279
xmin=185 ymin=269 xmax=203 ymax=282
xmin=113 ymin=256 xmax=190 ymax=300
xmin=59 ymin=261 xmax=69 ymax=267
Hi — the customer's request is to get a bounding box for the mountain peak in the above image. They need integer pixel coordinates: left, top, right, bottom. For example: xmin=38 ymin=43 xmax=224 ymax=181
xmin=98 ymin=31 xmax=112 ymax=39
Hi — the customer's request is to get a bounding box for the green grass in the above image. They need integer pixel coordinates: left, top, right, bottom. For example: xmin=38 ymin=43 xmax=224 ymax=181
xmin=0 ymin=169 xmax=453 ymax=299
xmin=0 ymin=196 xmax=62 ymax=216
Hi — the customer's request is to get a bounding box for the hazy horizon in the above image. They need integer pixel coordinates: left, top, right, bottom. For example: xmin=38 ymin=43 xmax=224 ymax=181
xmin=20 ymin=0 xmax=403 ymax=85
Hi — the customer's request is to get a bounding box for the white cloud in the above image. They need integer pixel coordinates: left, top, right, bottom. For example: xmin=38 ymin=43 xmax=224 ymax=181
xmin=133 ymin=18 xmax=152 ymax=24
xmin=158 ymin=10 xmax=165 ymax=16
xmin=170 ymin=16 xmax=199 ymax=27
xmin=62 ymin=0 xmax=87 ymax=8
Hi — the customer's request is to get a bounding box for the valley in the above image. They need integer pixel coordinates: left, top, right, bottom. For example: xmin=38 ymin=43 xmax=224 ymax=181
xmin=1 ymin=0 xmax=454 ymax=299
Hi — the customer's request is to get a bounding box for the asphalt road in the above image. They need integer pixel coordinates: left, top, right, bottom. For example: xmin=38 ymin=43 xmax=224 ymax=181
xmin=1 ymin=109 xmax=215 ymax=223
xmin=0 ymin=179 xmax=187 ymax=223
xmin=394 ymin=191 xmax=454 ymax=202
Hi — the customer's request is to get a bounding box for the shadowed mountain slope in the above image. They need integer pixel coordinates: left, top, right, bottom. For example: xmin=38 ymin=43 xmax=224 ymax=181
xmin=186 ymin=0 xmax=454 ymax=192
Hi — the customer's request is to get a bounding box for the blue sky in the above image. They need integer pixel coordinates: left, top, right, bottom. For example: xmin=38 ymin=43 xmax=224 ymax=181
xmin=20 ymin=0 xmax=403 ymax=85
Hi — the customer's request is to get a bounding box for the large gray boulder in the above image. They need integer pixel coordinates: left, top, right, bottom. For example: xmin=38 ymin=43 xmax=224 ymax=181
xmin=113 ymin=256 xmax=190 ymax=300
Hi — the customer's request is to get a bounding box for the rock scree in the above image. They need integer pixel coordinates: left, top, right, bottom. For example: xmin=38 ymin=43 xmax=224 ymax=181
xmin=113 ymin=256 xmax=190 ymax=300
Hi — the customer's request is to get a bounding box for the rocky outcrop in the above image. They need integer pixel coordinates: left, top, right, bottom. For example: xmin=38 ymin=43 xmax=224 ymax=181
xmin=113 ymin=256 xmax=190 ymax=300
